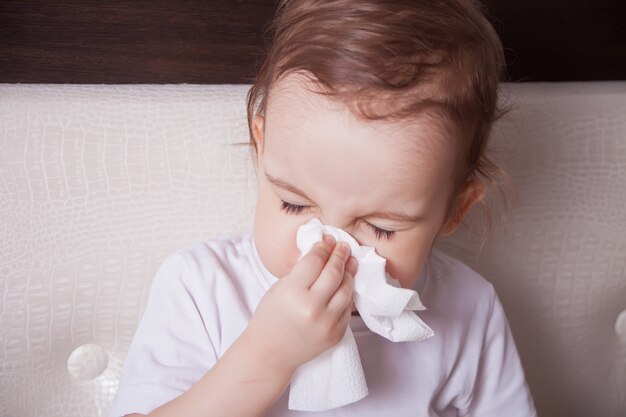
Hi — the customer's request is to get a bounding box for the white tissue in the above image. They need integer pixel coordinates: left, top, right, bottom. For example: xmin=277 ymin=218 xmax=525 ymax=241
xmin=288 ymin=217 xmax=434 ymax=411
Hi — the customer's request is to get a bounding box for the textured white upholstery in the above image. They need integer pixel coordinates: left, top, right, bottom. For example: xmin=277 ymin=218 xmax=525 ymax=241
xmin=0 ymin=82 xmax=624 ymax=417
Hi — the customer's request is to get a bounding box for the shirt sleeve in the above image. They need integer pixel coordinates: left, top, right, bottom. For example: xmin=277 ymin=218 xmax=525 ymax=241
xmin=461 ymin=287 xmax=538 ymax=417
xmin=108 ymin=252 xmax=220 ymax=417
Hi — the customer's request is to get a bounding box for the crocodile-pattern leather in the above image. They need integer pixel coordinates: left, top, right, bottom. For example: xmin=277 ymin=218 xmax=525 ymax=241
xmin=0 ymin=82 xmax=624 ymax=417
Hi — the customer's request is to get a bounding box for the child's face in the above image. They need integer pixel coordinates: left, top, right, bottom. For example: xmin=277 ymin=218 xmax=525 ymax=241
xmin=251 ymin=72 xmax=460 ymax=292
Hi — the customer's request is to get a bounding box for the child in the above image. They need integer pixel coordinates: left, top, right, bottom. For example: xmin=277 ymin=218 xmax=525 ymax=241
xmin=110 ymin=0 xmax=537 ymax=416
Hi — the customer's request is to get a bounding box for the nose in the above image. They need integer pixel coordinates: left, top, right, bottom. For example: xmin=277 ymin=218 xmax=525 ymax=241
xmin=317 ymin=215 xmax=358 ymax=241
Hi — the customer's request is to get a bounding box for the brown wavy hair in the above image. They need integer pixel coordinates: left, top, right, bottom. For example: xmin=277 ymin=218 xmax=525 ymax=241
xmin=245 ymin=0 xmax=517 ymax=253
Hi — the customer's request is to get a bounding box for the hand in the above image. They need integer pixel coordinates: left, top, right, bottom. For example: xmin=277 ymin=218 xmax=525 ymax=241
xmin=243 ymin=235 xmax=358 ymax=375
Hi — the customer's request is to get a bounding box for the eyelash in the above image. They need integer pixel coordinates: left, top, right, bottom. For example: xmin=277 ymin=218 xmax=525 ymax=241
xmin=279 ymin=200 xmax=396 ymax=240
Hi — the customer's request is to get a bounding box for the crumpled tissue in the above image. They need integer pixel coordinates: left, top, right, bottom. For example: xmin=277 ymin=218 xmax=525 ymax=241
xmin=288 ymin=217 xmax=434 ymax=411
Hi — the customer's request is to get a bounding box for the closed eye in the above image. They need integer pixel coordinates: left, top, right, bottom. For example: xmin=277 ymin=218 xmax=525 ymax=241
xmin=367 ymin=223 xmax=396 ymax=240
xmin=280 ymin=200 xmax=309 ymax=215
xmin=279 ymin=200 xmax=396 ymax=240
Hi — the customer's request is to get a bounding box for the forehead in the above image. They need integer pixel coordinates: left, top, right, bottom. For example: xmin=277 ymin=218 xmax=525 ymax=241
xmin=264 ymin=72 xmax=456 ymax=199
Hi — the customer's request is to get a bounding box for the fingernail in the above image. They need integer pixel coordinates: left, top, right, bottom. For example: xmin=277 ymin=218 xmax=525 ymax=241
xmin=337 ymin=241 xmax=349 ymax=256
xmin=323 ymin=234 xmax=335 ymax=246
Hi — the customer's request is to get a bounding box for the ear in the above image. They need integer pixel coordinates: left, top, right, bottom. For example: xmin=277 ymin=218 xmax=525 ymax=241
xmin=252 ymin=115 xmax=265 ymax=164
xmin=439 ymin=180 xmax=486 ymax=237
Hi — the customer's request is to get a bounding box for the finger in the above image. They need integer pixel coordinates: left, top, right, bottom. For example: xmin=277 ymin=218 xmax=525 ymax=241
xmin=325 ymin=267 xmax=355 ymax=317
xmin=336 ymin=295 xmax=353 ymax=327
xmin=287 ymin=235 xmax=335 ymax=288
xmin=310 ymin=241 xmax=351 ymax=303
xmin=346 ymin=255 xmax=358 ymax=277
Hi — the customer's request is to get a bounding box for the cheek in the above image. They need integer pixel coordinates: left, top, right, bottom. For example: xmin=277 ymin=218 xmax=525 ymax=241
xmin=253 ymin=181 xmax=303 ymax=278
xmin=374 ymin=231 xmax=434 ymax=289
xmin=384 ymin=250 xmax=429 ymax=289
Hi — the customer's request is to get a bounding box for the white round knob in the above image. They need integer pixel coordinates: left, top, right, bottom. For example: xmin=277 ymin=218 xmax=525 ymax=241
xmin=67 ymin=343 xmax=109 ymax=381
xmin=615 ymin=310 xmax=626 ymax=337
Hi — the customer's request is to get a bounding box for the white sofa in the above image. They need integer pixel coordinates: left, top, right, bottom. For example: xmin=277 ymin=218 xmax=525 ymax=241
xmin=1 ymin=82 xmax=624 ymax=417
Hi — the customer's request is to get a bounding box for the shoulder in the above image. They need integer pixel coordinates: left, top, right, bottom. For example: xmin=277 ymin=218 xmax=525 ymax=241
xmin=167 ymin=231 xmax=251 ymax=275
xmin=425 ymin=248 xmax=497 ymax=323
xmin=142 ymin=232 xmax=259 ymax=334
xmin=150 ymin=231 xmax=254 ymax=294
xmin=422 ymin=250 xmax=536 ymax=413
xmin=429 ymin=248 xmax=496 ymax=298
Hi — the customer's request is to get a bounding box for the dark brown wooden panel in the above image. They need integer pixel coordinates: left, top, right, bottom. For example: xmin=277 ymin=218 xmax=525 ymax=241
xmin=0 ymin=0 xmax=624 ymax=83
xmin=0 ymin=0 xmax=277 ymax=83
xmin=483 ymin=0 xmax=626 ymax=82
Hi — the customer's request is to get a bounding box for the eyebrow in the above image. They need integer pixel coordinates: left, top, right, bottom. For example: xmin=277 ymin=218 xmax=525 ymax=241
xmin=265 ymin=171 xmax=313 ymax=200
xmin=264 ymin=170 xmax=426 ymax=223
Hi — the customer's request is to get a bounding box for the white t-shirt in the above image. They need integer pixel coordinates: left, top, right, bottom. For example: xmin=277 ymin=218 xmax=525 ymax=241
xmin=109 ymin=231 xmax=537 ymax=417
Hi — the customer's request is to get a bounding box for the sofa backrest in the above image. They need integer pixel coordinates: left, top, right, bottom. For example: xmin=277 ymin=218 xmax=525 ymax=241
xmin=1 ymin=82 xmax=624 ymax=417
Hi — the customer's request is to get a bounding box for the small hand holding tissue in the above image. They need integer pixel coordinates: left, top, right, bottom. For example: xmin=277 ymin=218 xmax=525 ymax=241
xmin=288 ymin=218 xmax=434 ymax=411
